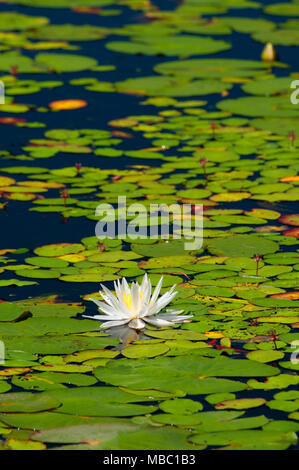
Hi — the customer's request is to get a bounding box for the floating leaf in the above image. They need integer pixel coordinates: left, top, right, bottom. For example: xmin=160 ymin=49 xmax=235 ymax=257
xmin=0 ymin=392 xmax=60 ymax=413
xmin=107 ymin=35 xmax=231 ymax=58
xmin=121 ymin=343 xmax=170 ymax=359
xmin=207 ymin=235 xmax=279 ymax=257
xmin=190 ymin=429 xmax=297 ymax=450
xmin=39 ymin=387 xmax=158 ymax=417
xmin=215 ymin=398 xmax=266 ymax=410
xmin=34 ymin=243 xmax=84 ymax=257
xmin=159 ymin=398 xmax=203 ymax=414
xmin=246 ymin=350 xmax=285 ymax=363
xmin=49 ymin=99 xmax=88 ymax=110
xmin=94 ymin=356 xmax=278 ymax=395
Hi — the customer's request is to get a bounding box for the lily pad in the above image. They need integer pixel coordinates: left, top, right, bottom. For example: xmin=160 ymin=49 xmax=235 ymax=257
xmin=207 ymin=235 xmax=279 ymax=257
xmin=107 ymin=35 xmax=230 ymax=57
xmin=34 ymin=243 xmax=84 ymax=257
xmin=39 ymin=387 xmax=158 ymax=417
xmin=0 ymin=392 xmax=60 ymax=413
xmin=94 ymin=356 xmax=278 ymax=394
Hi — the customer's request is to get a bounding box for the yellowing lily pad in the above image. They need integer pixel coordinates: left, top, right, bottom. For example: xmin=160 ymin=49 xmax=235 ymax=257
xmin=49 ymin=99 xmax=88 ymax=110
xmin=34 ymin=243 xmax=84 ymax=257
xmin=215 ymin=398 xmax=266 ymax=410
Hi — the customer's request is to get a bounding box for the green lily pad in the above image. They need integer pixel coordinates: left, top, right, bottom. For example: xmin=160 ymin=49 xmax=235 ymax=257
xmin=59 ymin=273 xmax=119 ymax=282
xmin=121 ymin=343 xmax=170 ymax=359
xmin=247 ymin=350 xmax=285 ymax=363
xmin=218 ymin=96 xmax=298 ymax=118
xmin=248 ymin=374 xmax=299 ymax=390
xmin=0 ymin=278 xmax=38 ymax=287
xmin=0 ymin=412 xmax=122 ymax=431
xmin=265 ymin=3 xmax=299 ymax=16
xmin=94 ymin=356 xmax=278 ymax=395
xmin=35 ymin=52 xmax=98 ymax=73
xmin=267 ymin=400 xmax=299 ymax=413
xmin=0 ymin=392 xmax=61 ymax=413
xmin=207 ymin=235 xmax=279 ymax=257
xmin=12 ymin=372 xmax=97 ymax=391
xmin=1 ymin=334 xmax=118 ymax=355
xmin=190 ymin=429 xmax=297 ymax=450
xmin=16 ymin=268 xmax=61 ymax=279
xmin=155 ymin=58 xmax=278 ymax=79
xmin=25 ymin=256 xmax=69 ymax=268
xmin=12 ymin=301 xmax=85 ymax=318
xmin=131 ymin=240 xmax=194 ymax=257
xmin=31 ymin=421 xmax=204 ymax=450
xmin=0 ymin=382 xmax=11 ymax=393
xmin=139 ymin=254 xmax=196 ymax=269
xmin=195 ymin=286 xmax=235 ymax=297
xmin=39 ymin=387 xmax=158 ymax=417
xmin=116 ymin=75 xmax=230 ymax=97
xmin=242 ymin=77 xmax=295 ymax=96
xmin=0 ymin=302 xmax=30 ymax=322
xmin=0 ymin=51 xmax=98 ymax=73
xmin=159 ymin=398 xmax=203 ymax=414
xmin=145 ymin=329 xmax=206 ymax=341
xmin=0 ymin=12 xmax=49 ymax=30
xmin=0 ymin=317 xmax=98 ymax=336
xmin=28 ymin=24 xmax=109 ymax=41
xmin=107 ymin=35 xmax=230 ymax=57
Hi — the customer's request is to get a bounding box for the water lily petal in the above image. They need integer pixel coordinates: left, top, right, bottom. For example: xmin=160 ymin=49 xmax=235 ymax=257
xmin=148 ymin=288 xmax=178 ymax=316
xmin=144 ymin=317 xmax=176 ymax=327
xmin=88 ymin=298 xmax=122 ymax=317
xmin=148 ymin=275 xmax=164 ymax=308
xmin=99 ymin=284 xmax=120 ymax=309
xmin=157 ymin=314 xmax=193 ymax=322
xmin=100 ymin=318 xmax=130 ymax=329
xmin=83 ymin=314 xmax=128 ymax=321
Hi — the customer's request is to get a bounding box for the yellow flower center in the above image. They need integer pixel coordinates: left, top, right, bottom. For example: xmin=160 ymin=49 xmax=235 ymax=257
xmin=123 ymin=290 xmax=143 ymax=312
xmin=123 ymin=292 xmax=133 ymax=311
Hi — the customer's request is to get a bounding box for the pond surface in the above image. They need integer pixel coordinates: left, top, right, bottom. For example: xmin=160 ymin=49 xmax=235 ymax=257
xmin=0 ymin=0 xmax=298 ymax=451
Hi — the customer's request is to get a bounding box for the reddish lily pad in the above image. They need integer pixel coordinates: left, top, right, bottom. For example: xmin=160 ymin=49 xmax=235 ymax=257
xmin=283 ymin=228 xmax=299 ymax=238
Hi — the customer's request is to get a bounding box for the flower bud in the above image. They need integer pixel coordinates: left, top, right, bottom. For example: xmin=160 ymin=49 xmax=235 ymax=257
xmin=261 ymin=43 xmax=278 ymax=62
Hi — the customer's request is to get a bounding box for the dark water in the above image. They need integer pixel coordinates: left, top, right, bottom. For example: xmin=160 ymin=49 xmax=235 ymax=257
xmin=0 ymin=0 xmax=298 ymax=450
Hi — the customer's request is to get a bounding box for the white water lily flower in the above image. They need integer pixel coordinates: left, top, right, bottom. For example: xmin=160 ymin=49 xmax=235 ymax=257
xmin=83 ymin=274 xmax=192 ymax=330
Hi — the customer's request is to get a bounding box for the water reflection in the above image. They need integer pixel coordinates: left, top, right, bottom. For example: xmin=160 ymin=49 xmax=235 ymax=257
xmin=105 ymin=324 xmax=149 ymax=347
